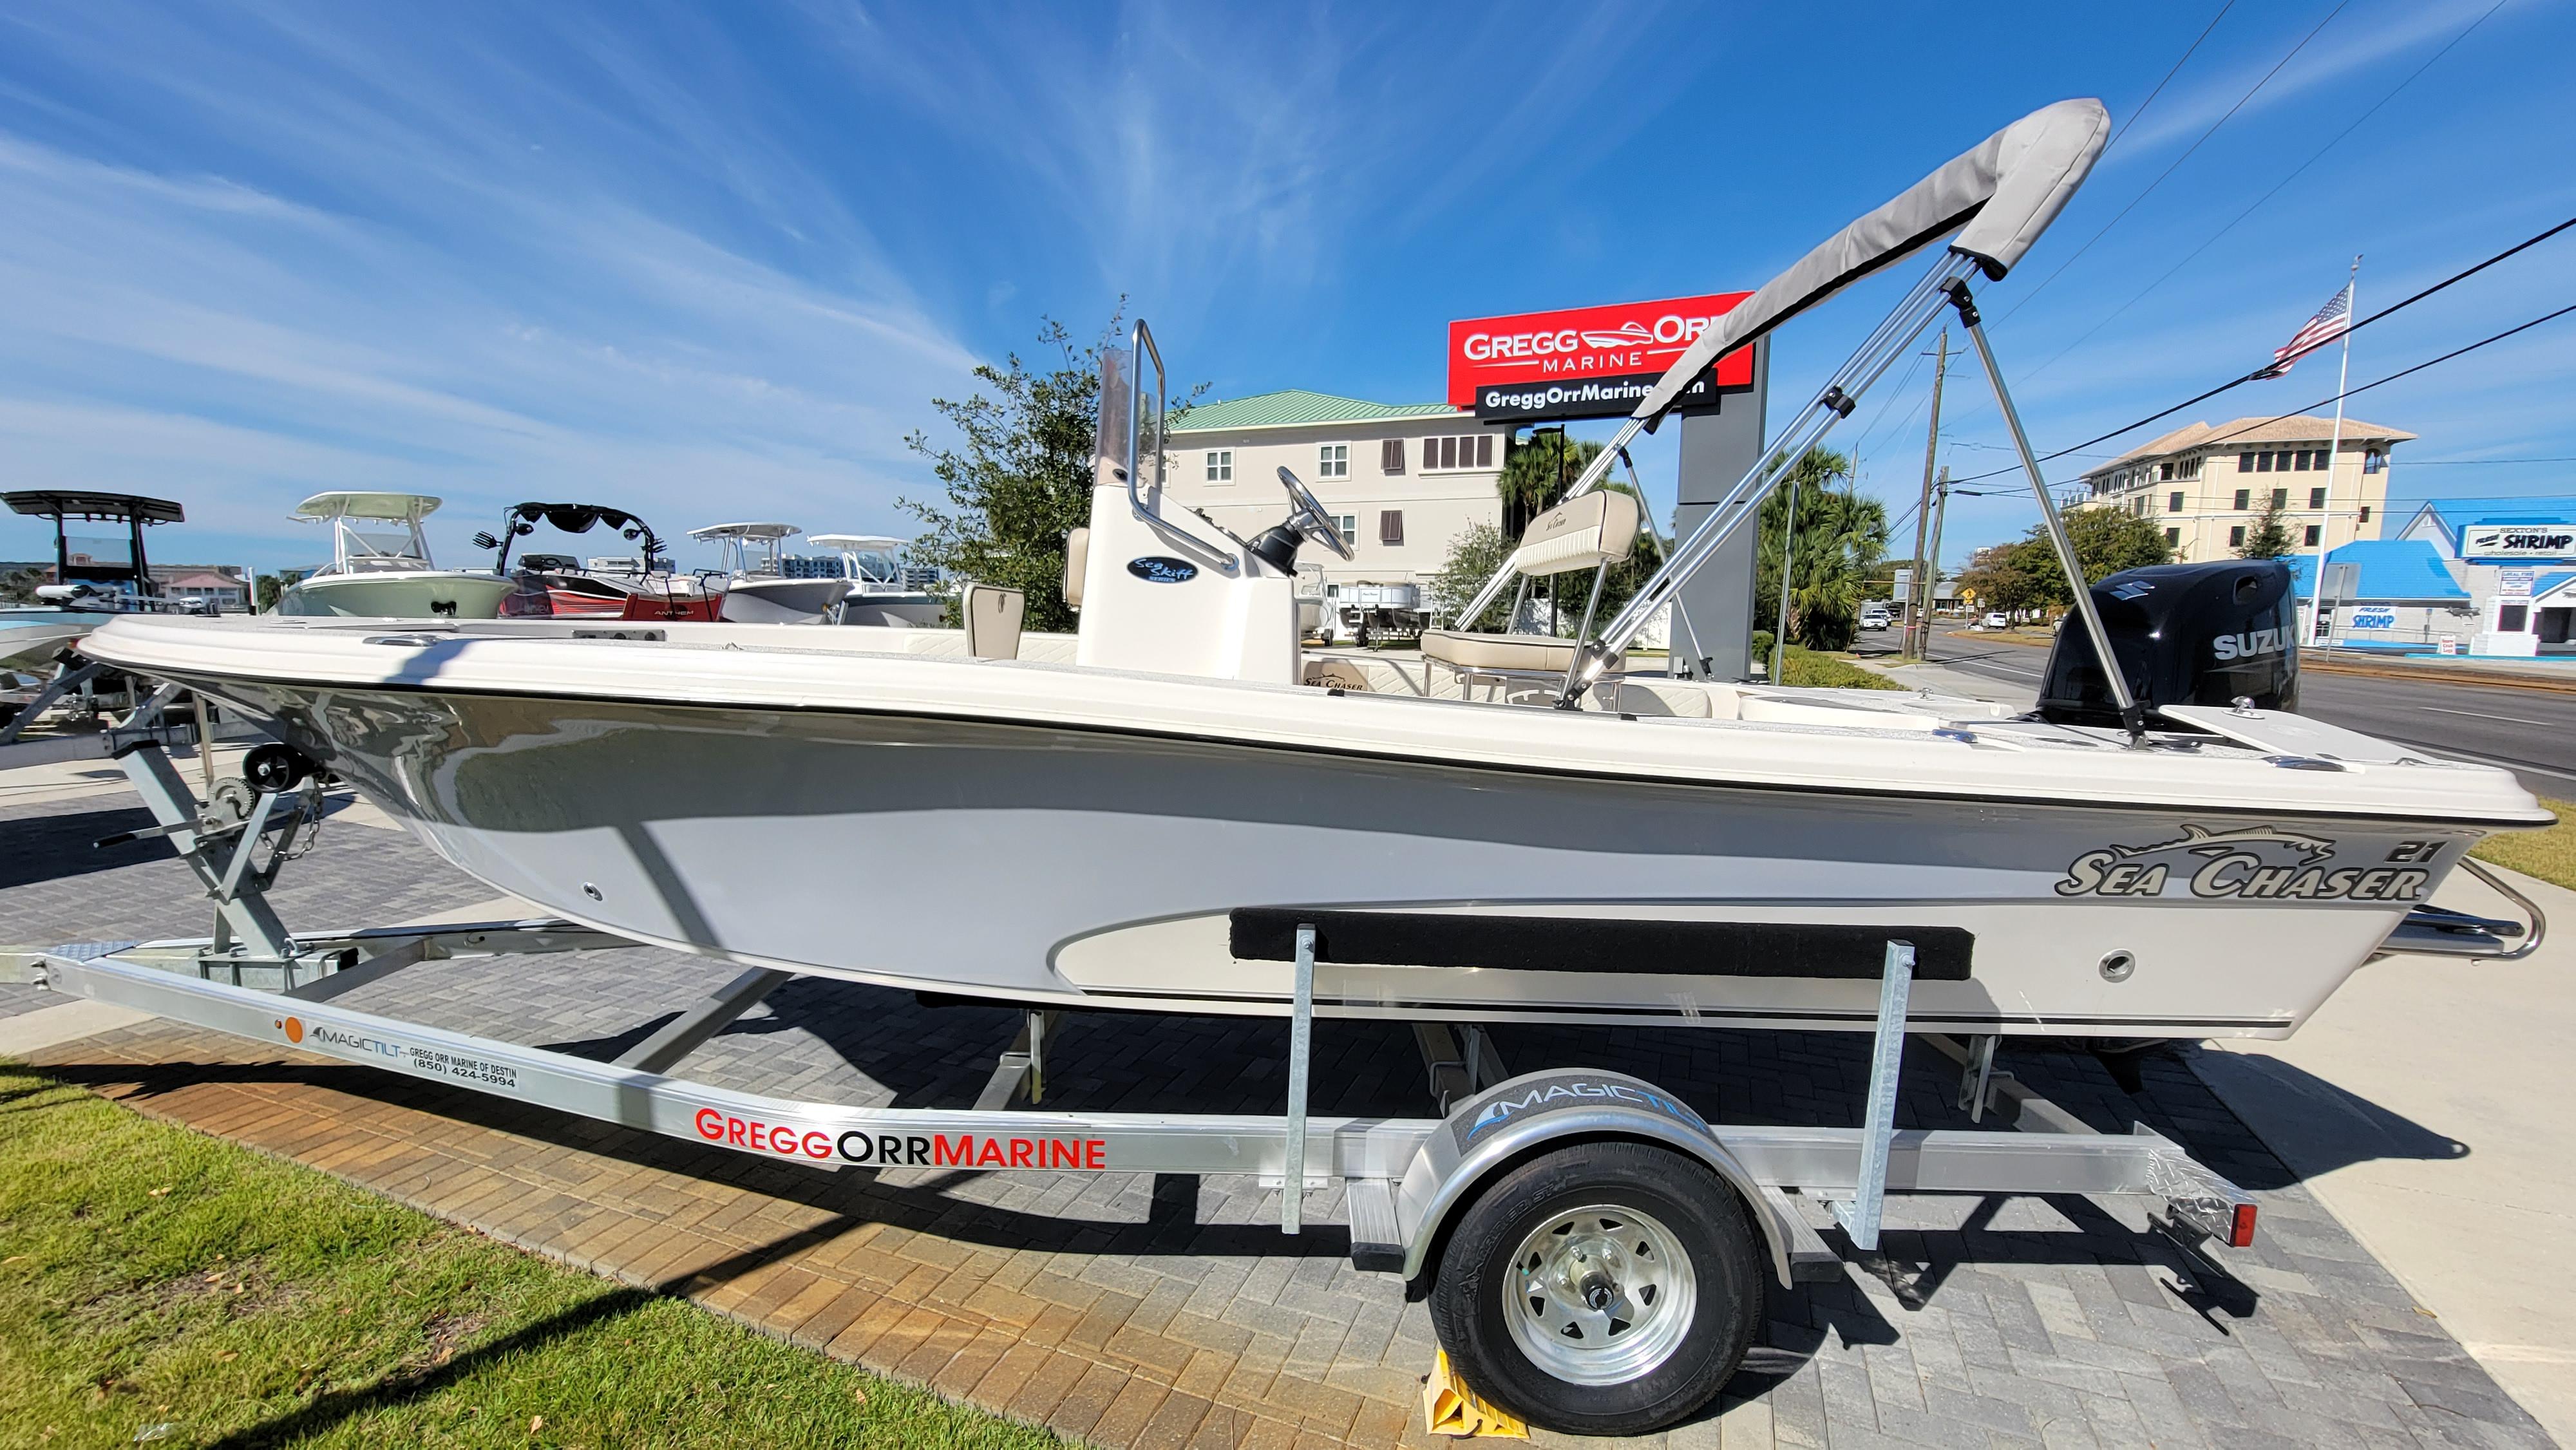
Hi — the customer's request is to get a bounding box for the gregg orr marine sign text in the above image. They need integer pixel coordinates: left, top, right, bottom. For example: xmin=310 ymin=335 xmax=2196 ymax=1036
xmin=1451 ymin=292 xmax=1754 ymax=423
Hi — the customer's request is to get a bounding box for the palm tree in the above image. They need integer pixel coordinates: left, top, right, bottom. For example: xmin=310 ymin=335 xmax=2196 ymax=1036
xmin=1753 ymin=447 xmax=1887 ymax=650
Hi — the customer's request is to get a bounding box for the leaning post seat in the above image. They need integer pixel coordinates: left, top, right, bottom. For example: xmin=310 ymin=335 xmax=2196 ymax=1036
xmin=1421 ymin=490 xmax=1640 ymax=679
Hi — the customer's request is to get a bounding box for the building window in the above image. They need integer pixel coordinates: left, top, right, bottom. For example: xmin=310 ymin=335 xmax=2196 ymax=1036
xmin=2237 ymin=452 xmax=2253 ymax=472
xmin=2229 ymin=526 xmax=2246 ymax=547
xmin=2271 ymin=488 xmax=2287 ymax=509
xmin=2168 ymin=491 xmax=2184 ymax=513
xmin=2309 ymin=487 xmax=2327 ymax=509
xmin=2165 ymin=527 xmax=2180 ymax=545
xmin=1332 ymin=514 xmax=1357 ymax=541
xmin=1421 ymin=434 xmax=1493 ymax=471
xmin=2255 ymin=452 xmax=2272 ymax=473
xmin=2233 ymin=488 xmax=2249 ymax=510
xmin=2359 ymin=505 xmax=2372 ymax=523
xmin=1318 ymin=444 xmax=1347 ymax=479
xmin=2182 ymin=458 xmax=2199 ymax=478
xmin=1204 ymin=449 xmax=1233 ymax=483
xmin=2304 ymin=525 xmax=2322 ymax=547
xmin=2364 ymin=450 xmax=2384 ymax=473
xmin=1379 ymin=510 xmax=1405 ymax=546
xmin=1381 ymin=438 xmax=1405 ymax=474
xmin=2499 ymin=604 xmax=2529 ymax=632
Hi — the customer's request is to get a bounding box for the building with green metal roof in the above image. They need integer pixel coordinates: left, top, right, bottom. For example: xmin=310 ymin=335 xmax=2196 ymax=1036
xmin=1161 ymin=390 xmax=1504 ymax=613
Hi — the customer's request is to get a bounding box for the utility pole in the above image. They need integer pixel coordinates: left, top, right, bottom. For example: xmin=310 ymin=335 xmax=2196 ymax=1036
xmin=1904 ymin=329 xmax=1949 ymax=659
xmin=1918 ymin=467 xmax=1951 ymax=636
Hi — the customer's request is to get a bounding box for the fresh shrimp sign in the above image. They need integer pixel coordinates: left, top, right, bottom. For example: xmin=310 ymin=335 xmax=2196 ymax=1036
xmin=1450 ymin=292 xmax=1755 ymax=423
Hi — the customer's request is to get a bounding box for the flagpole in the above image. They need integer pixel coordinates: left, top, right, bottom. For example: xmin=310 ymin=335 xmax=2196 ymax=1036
xmin=2309 ymin=256 xmax=2359 ymax=645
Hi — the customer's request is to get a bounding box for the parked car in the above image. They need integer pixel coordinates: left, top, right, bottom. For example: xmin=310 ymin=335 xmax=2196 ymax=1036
xmin=1980 ymin=611 xmax=2010 ymax=630
xmin=1859 ymin=607 xmax=1891 ymax=631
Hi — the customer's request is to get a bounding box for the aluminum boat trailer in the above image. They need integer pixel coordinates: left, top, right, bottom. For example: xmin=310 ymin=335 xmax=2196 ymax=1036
xmin=12 ymin=737 xmax=2266 ymax=1435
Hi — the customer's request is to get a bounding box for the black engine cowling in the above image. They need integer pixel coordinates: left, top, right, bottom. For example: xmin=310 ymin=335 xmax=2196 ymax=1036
xmin=2038 ymin=560 xmax=2298 ymax=726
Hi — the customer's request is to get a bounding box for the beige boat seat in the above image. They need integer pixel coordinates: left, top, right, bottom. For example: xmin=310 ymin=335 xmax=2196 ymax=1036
xmin=1423 ymin=489 xmax=1640 ymax=684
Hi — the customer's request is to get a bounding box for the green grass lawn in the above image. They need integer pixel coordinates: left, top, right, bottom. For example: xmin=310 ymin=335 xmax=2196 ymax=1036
xmin=1777 ymin=646 xmax=1902 ymax=691
xmin=0 ymin=1065 xmax=1055 ymax=1450
xmin=2472 ymin=798 xmax=2574 ymax=893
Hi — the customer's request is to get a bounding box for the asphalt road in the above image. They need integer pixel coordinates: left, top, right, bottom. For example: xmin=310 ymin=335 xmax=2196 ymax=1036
xmin=1906 ymin=627 xmax=2576 ymax=801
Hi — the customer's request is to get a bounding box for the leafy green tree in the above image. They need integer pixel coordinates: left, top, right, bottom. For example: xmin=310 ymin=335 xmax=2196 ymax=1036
xmin=2235 ymin=490 xmax=2296 ymax=560
xmin=1750 ymin=447 xmax=1884 ymax=650
xmin=898 ymin=308 xmax=1198 ymax=632
xmin=253 ymin=573 xmax=299 ymax=612
xmin=1962 ymin=509 xmax=2174 ymax=616
xmin=1 ymin=567 xmax=44 ymax=606
xmin=1428 ymin=522 xmax=1515 ymax=629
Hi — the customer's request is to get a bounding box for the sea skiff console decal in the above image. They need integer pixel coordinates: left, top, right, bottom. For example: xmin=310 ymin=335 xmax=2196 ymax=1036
xmin=1125 ymin=556 xmax=1198 ymax=583
xmin=2054 ymin=825 xmax=2444 ymax=903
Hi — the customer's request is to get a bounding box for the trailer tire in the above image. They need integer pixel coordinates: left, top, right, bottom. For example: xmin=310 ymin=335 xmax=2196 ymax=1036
xmin=1430 ymin=1140 xmax=1761 ymax=1436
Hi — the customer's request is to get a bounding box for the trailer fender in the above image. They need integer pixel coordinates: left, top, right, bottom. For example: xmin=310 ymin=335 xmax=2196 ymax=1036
xmin=1394 ymin=1069 xmax=1795 ymax=1287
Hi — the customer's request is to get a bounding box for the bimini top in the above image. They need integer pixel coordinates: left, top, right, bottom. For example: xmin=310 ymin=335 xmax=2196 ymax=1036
xmin=807 ymin=534 xmax=905 ymax=552
xmin=6 ymin=491 xmax=185 ymax=525
xmin=294 ymin=492 xmax=441 ymax=523
xmin=688 ymin=522 xmax=800 ymax=541
xmin=1636 ymin=98 xmax=2110 ymax=424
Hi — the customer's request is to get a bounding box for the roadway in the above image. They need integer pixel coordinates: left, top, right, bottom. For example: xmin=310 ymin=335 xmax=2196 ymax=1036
xmin=1907 ymin=627 xmax=2576 ymax=801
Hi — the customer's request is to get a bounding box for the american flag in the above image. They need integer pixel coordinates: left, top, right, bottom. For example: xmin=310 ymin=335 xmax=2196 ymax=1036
xmin=2259 ymin=283 xmax=2353 ymax=377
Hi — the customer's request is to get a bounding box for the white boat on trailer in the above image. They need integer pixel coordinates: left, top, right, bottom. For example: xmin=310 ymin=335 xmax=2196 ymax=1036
xmin=276 ymin=493 xmax=518 ymax=620
xmin=78 ymin=109 xmax=2546 ymax=1044
xmin=56 ymin=97 xmax=2553 ymax=1431
xmin=687 ymin=522 xmax=849 ymax=623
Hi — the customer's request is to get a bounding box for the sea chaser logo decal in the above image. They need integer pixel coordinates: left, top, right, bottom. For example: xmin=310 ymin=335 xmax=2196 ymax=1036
xmin=2055 ymin=825 xmax=2434 ymax=902
xmin=2212 ymin=628 xmax=2287 ymax=662
xmin=1126 ymin=556 xmax=1198 ymax=583
xmin=1462 ymin=1077 xmax=1709 ymax=1144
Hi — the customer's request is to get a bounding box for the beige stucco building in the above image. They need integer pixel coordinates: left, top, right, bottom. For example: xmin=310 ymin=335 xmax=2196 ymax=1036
xmin=1163 ymin=390 xmax=1504 ymax=591
xmin=2072 ymin=415 xmax=2414 ymax=561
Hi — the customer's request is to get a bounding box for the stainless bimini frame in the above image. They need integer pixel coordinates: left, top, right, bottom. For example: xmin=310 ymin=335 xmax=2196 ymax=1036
xmin=1447 ymin=99 xmax=2141 ymax=733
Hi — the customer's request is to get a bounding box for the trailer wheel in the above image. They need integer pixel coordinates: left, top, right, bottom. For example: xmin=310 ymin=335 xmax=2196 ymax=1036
xmin=1430 ymin=1140 xmax=1762 ymax=1436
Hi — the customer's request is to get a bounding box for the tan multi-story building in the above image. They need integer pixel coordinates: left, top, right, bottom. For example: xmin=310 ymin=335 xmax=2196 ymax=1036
xmin=1164 ymin=390 xmax=1504 ymax=590
xmin=2072 ymin=415 xmax=2414 ymax=561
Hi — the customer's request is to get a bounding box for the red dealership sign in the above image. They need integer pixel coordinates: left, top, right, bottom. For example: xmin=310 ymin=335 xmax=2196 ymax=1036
xmin=1448 ymin=292 xmax=1756 ymax=423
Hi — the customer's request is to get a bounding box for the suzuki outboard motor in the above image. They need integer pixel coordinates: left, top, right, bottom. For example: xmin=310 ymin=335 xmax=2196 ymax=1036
xmin=2038 ymin=560 xmax=2298 ymax=726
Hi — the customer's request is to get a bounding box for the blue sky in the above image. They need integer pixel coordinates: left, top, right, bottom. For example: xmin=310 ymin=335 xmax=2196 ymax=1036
xmin=2 ymin=0 xmax=2571 ymax=576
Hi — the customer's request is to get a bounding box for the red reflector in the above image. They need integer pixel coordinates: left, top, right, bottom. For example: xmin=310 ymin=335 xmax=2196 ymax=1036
xmin=2230 ymin=1202 xmax=2259 ymax=1248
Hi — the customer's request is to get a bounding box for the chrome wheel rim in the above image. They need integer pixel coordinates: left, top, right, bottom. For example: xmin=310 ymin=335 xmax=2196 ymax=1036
xmin=1502 ymin=1202 xmax=1696 ymax=1385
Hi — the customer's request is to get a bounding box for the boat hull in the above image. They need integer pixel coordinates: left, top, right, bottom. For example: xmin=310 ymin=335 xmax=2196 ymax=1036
xmin=167 ymin=677 xmax=2471 ymax=1039
xmin=278 ymin=572 xmax=517 ymax=620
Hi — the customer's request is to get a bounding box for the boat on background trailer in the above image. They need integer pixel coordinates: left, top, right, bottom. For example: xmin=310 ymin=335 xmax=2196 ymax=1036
xmin=809 ymin=533 xmax=947 ymax=626
xmin=275 ymin=493 xmax=517 ymax=620
xmin=687 ymin=522 xmax=847 ymax=623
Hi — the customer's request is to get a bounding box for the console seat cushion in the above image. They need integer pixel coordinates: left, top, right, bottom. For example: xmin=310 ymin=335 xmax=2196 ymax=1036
xmin=1421 ymin=630 xmax=1620 ymax=673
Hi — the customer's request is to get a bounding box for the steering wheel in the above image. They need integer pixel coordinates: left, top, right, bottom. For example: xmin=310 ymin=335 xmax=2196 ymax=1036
xmin=1275 ymin=467 xmax=1354 ymax=560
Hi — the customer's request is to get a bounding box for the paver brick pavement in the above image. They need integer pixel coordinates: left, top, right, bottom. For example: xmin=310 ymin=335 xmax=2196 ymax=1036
xmin=3 ymin=791 xmax=2557 ymax=1447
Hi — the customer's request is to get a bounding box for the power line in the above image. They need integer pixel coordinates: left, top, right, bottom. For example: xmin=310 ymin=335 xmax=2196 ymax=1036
xmin=2011 ymin=0 xmax=2510 ymax=377
xmin=1951 ymin=295 xmax=2576 ymax=494
xmin=2104 ymin=1 xmax=2235 ymax=153
xmin=1998 ymin=1 xmax=2339 ymax=325
xmin=1942 ymin=211 xmax=2576 ymax=486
